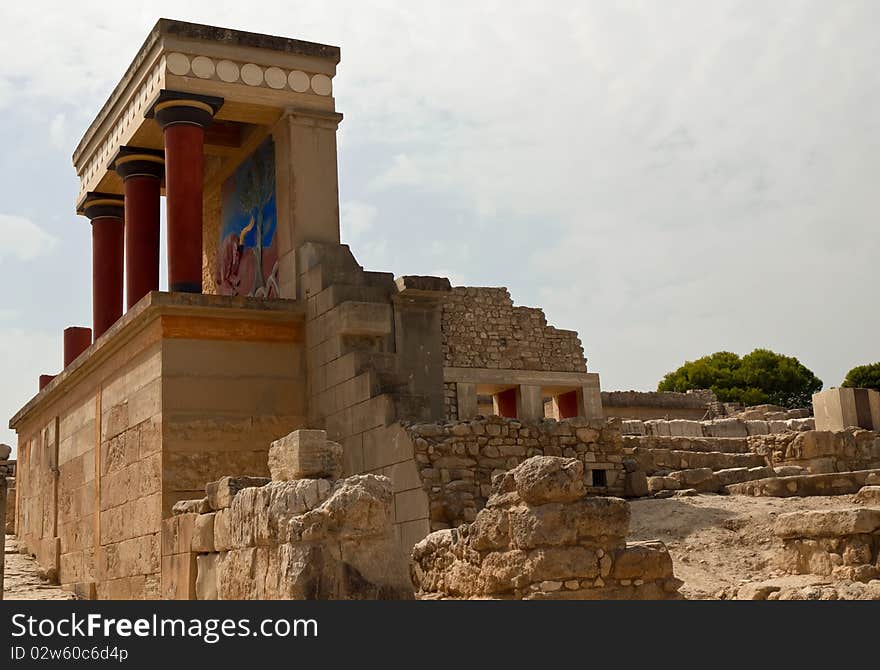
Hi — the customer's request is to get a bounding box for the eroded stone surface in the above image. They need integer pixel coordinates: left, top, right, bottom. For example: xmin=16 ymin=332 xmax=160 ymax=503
xmin=185 ymin=430 xmax=413 ymax=600
xmin=410 ymin=456 xmax=681 ymax=599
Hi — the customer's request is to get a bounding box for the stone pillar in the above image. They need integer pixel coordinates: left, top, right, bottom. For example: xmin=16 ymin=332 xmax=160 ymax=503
xmin=517 ymin=385 xmax=545 ymax=420
xmin=63 ymin=326 xmax=92 ymax=368
xmin=148 ymin=91 xmax=223 ymax=293
xmin=456 ymin=382 xmax=478 ymax=420
xmin=79 ymin=192 xmax=124 ymax=338
xmin=113 ymin=147 xmax=164 ymax=308
xmin=578 ymin=384 xmax=604 ymax=420
xmin=392 ymin=276 xmax=452 ymax=421
xmin=272 ymin=109 xmax=343 ymax=297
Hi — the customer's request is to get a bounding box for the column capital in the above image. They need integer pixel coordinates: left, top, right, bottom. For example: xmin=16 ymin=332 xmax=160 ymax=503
xmin=146 ymin=89 xmax=224 ymax=129
xmin=111 ymin=145 xmax=164 ymax=181
xmin=77 ymin=191 xmax=124 ymax=221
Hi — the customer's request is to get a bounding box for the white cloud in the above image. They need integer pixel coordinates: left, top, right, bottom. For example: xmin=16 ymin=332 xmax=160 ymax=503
xmin=0 ymin=327 xmax=60 ymax=455
xmin=0 ymin=214 xmax=58 ymax=261
xmin=340 ymin=200 xmax=377 ymax=240
xmin=368 ymin=154 xmax=425 ymax=190
xmin=49 ymin=113 xmax=69 ymax=150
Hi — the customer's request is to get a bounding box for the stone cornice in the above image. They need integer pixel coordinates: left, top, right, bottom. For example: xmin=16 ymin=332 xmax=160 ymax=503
xmin=72 ymin=18 xmax=341 ymax=206
xmin=9 ymin=291 xmax=305 ymax=430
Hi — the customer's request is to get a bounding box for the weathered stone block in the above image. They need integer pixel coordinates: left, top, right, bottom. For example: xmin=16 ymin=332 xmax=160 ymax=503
xmin=213 ymin=509 xmax=232 ymax=552
xmin=172 ymin=498 xmax=210 ymax=515
xmin=269 ymin=429 xmax=342 ymax=481
xmin=775 ymin=508 xmax=880 ymax=539
xmin=668 ymin=420 xmax=702 ymax=437
xmin=196 ymin=553 xmax=218 ymax=600
xmin=612 ymin=541 xmax=674 ymax=580
xmin=191 ymin=513 xmax=215 ymax=553
xmin=510 ymin=456 xmax=586 ymax=504
xmin=853 ymin=486 xmax=880 ymax=505
xmin=205 ymin=476 xmax=270 ymax=511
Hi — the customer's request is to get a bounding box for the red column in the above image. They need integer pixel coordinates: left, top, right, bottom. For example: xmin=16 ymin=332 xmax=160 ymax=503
xmin=556 ymin=390 xmax=580 ymax=419
xmin=164 ymin=124 xmax=205 ymax=293
xmin=495 ymin=388 xmax=518 ymax=418
xmin=39 ymin=374 xmax=56 ymax=391
xmin=148 ymin=92 xmax=223 ymax=294
xmin=114 ymin=147 xmax=164 ymax=308
xmin=79 ymin=192 xmax=125 ymax=339
xmin=63 ymin=326 xmax=92 ymax=367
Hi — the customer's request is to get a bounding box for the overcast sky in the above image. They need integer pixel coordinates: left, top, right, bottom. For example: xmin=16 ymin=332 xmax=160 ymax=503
xmin=1 ymin=1 xmax=878 ymax=451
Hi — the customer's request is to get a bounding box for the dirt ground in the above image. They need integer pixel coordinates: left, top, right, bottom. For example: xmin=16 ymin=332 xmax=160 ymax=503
xmin=2 ymin=535 xmax=73 ymax=600
xmin=628 ymin=493 xmax=880 ymax=599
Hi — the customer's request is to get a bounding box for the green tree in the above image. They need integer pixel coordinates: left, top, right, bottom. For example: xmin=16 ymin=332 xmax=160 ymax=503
xmin=657 ymin=349 xmax=822 ymax=408
xmin=842 ymin=363 xmax=880 ymax=392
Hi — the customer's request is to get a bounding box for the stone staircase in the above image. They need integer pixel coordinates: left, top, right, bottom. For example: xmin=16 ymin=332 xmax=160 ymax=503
xmin=624 ymin=434 xmax=781 ymax=496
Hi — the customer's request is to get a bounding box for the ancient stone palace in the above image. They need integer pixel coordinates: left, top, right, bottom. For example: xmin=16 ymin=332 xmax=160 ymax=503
xmin=7 ymin=19 xmax=879 ymax=602
xmin=7 ymin=19 xmax=609 ymax=599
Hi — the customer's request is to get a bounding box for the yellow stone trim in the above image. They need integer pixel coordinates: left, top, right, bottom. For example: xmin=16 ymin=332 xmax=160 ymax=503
xmin=84 ymin=198 xmax=124 ymax=209
xmin=115 ymin=154 xmax=164 ymax=166
xmin=154 ymin=99 xmax=215 ymax=115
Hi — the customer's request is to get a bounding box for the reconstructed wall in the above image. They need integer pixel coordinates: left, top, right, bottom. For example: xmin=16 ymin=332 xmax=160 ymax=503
xmin=296 ymin=244 xmax=447 ymax=554
xmin=10 ymin=293 xmax=307 ymax=599
xmin=441 ymin=287 xmax=586 ymax=372
xmin=162 ymin=429 xmax=413 ymax=600
xmin=405 ymin=416 xmax=625 ymax=533
xmin=601 ymin=390 xmax=715 ymax=421
xmin=748 ymin=429 xmax=880 ymax=474
xmin=160 ymin=326 xmax=307 ymax=513
xmin=813 ymin=387 xmax=880 ymax=432
xmin=621 ymin=417 xmax=814 ymax=439
xmin=14 ymin=319 xmax=163 ymax=599
xmin=411 ymin=456 xmax=681 ymax=599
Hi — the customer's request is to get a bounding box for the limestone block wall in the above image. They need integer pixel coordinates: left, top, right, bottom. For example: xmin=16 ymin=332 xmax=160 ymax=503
xmin=161 ymin=430 xmax=413 ymax=600
xmin=411 ymin=456 xmax=681 ymax=600
xmin=297 ymin=244 xmax=452 ymax=552
xmin=748 ymin=429 xmax=880 ymax=474
xmin=443 ymin=382 xmax=458 ymax=421
xmin=405 ymin=416 xmax=625 ymax=534
xmin=620 ymin=417 xmax=815 ymax=438
xmin=601 ymin=390 xmax=716 ymax=421
xmin=14 ymin=320 xmax=163 ymax=599
xmin=774 ymin=508 xmax=880 ymax=582
xmin=10 ymin=293 xmax=307 ymax=600
xmin=813 ymin=387 xmax=880 ymax=432
xmin=161 ymin=333 xmax=307 ymax=513
xmin=441 ymin=287 xmax=586 ymax=372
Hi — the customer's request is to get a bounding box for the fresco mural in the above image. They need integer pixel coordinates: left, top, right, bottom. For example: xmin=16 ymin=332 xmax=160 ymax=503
xmin=216 ymin=137 xmax=279 ymax=297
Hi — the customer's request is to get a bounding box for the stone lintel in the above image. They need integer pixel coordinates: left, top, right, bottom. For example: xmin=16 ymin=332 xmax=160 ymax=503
xmin=73 ymin=19 xmax=342 ymax=206
xmin=444 ymin=367 xmax=600 ymax=394
xmin=395 ymin=275 xmax=452 ymax=294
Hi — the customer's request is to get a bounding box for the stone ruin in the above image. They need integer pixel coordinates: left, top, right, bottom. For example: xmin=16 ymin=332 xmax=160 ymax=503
xmin=774 ymin=504 xmax=880 ymax=583
xmin=406 ymin=416 xmax=630 ymax=532
xmin=410 ymin=456 xmax=682 ymax=599
xmin=164 ymin=429 xmax=413 ymax=600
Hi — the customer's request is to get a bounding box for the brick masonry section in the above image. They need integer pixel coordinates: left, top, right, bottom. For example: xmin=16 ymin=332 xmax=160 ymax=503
xmin=441 ymin=287 xmax=587 ymax=372
xmin=405 ymin=415 xmax=625 ymax=532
